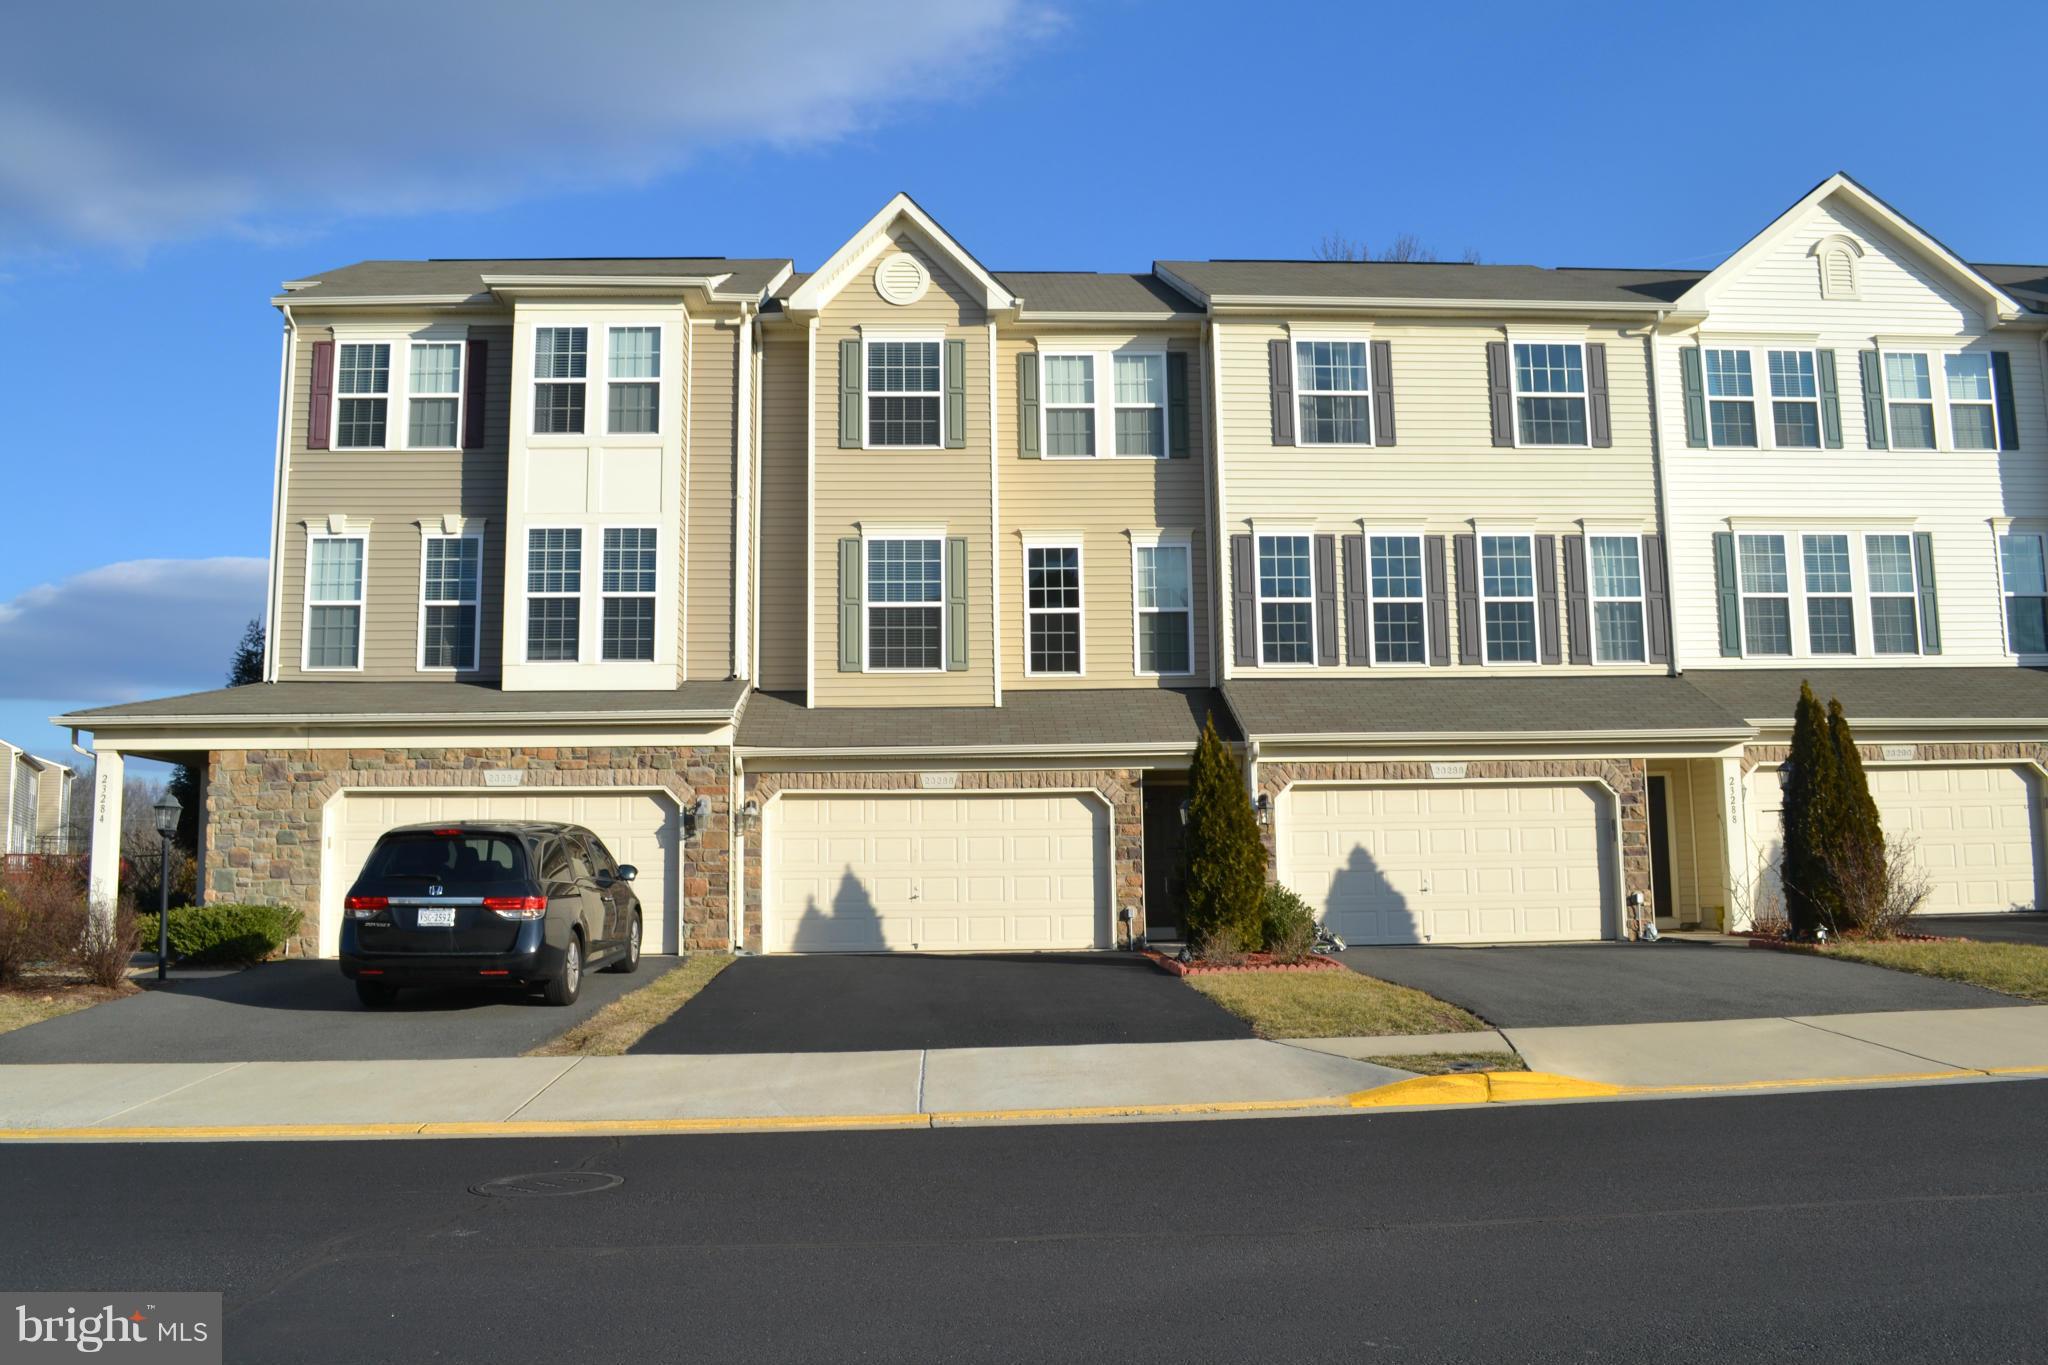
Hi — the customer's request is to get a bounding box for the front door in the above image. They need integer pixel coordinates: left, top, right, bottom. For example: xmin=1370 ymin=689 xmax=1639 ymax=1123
xmin=1143 ymin=781 xmax=1188 ymax=942
xmin=1648 ymin=775 xmax=1676 ymax=925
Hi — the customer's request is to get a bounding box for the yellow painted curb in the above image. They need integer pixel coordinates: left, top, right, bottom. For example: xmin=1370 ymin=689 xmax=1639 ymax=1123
xmin=1348 ymin=1073 xmax=1492 ymax=1107
xmin=1485 ymin=1071 xmax=1626 ymax=1102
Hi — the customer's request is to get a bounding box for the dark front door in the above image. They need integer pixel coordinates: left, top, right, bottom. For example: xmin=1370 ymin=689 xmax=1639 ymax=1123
xmin=1647 ymin=775 xmax=1676 ymax=923
xmin=1143 ymin=781 xmax=1188 ymax=941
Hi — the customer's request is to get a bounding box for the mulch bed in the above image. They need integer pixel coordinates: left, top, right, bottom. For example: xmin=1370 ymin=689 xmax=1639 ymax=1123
xmin=1139 ymin=949 xmax=1346 ymax=977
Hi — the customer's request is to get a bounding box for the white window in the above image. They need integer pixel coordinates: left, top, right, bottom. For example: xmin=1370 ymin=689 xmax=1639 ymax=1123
xmin=866 ymin=537 xmax=944 ymax=669
xmin=1366 ymin=534 xmax=1427 ymax=664
xmin=1040 ymin=347 xmax=1171 ymax=459
xmin=1257 ymin=533 xmax=1315 ymax=665
xmin=407 ymin=342 xmax=462 ymax=449
xmin=867 ymin=339 xmax=942 ymax=448
xmin=1479 ymin=533 xmax=1538 ymax=663
xmin=607 ymin=327 xmax=660 ymax=435
xmin=1864 ymin=533 xmax=1920 ymax=656
xmin=2001 ymin=532 xmax=2048 ymax=655
xmin=533 ymin=327 xmax=588 ymax=435
xmin=525 ymin=528 xmax=582 ymax=662
xmin=1738 ymin=533 xmax=1791 ymax=656
xmin=1024 ymin=542 xmax=1082 ymax=675
xmin=1113 ymin=352 xmax=1166 ymax=457
xmin=305 ymin=535 xmax=366 ymax=670
xmin=601 ymin=527 xmax=658 ymax=661
xmin=1293 ymin=340 xmax=1371 ymax=445
xmin=1042 ymin=353 xmax=1096 ymax=457
xmin=1511 ymin=342 xmax=1588 ymax=446
xmin=1587 ymin=535 xmax=1645 ymax=663
xmin=334 ymin=343 xmax=390 ymax=449
xmin=1767 ymin=349 xmax=1821 ymax=449
xmin=1802 ymin=533 xmax=1856 ymax=655
xmin=1945 ymin=354 xmax=1997 ymax=451
xmin=1703 ymin=348 xmax=1758 ymax=448
xmin=1134 ymin=541 xmax=1193 ymax=675
xmin=419 ymin=535 xmax=480 ymax=670
xmin=1882 ymin=352 xmax=1935 ymax=450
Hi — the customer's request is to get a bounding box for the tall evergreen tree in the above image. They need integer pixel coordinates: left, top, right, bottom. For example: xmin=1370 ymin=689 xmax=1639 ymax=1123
xmin=1827 ymin=698 xmax=1886 ymax=930
xmin=1179 ymin=713 xmax=1268 ymax=955
xmin=1779 ymin=682 xmax=1841 ymax=937
xmin=227 ymin=618 xmax=265 ymax=687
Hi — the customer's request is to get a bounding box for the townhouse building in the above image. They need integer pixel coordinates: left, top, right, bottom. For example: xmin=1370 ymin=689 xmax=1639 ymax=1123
xmin=60 ymin=176 xmax=2048 ymax=958
xmin=2 ymin=743 xmax=76 ymax=858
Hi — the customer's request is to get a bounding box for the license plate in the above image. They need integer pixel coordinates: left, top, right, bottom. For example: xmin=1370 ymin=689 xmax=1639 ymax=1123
xmin=416 ymin=907 xmax=457 ymax=928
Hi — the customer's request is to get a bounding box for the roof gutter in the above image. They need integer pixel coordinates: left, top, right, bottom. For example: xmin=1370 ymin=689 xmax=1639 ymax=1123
xmin=1241 ymin=726 xmax=1757 ymax=746
xmin=52 ymin=706 xmax=744 ymax=731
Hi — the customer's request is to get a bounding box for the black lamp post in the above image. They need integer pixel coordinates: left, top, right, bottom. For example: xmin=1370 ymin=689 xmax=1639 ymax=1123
xmin=152 ymin=792 xmax=181 ymax=981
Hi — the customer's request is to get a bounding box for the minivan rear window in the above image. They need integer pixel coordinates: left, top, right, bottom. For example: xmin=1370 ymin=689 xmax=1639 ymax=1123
xmin=362 ymin=831 xmax=526 ymax=887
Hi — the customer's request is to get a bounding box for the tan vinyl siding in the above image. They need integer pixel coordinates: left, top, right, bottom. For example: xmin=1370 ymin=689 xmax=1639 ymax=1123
xmin=996 ymin=331 xmax=1211 ymax=688
xmin=686 ymin=319 xmax=735 ymax=679
xmin=758 ymin=333 xmax=806 ymax=691
xmin=278 ymin=319 xmax=510 ymax=680
xmin=812 ymin=230 xmax=992 ymax=706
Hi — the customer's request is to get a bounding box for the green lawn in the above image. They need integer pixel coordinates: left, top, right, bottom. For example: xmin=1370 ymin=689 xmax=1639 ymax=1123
xmin=1822 ymin=939 xmax=2048 ymax=1004
xmin=0 ymin=981 xmax=130 ymax=1036
xmin=526 ymin=955 xmax=732 ymax=1056
xmin=1187 ymin=968 xmax=1486 ymax=1039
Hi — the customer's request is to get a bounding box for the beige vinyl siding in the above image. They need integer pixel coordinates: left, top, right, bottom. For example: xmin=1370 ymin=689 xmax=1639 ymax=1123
xmin=1216 ymin=318 xmax=1661 ymax=675
xmin=757 ymin=332 xmax=807 ymax=691
xmin=812 ymin=230 xmax=992 ymax=706
xmin=34 ymin=770 xmax=68 ymax=848
xmin=996 ymin=331 xmax=1211 ymax=688
xmin=1660 ymin=193 xmax=2048 ymax=669
xmin=278 ymin=319 xmax=511 ymax=681
xmin=685 ymin=318 xmax=735 ymax=679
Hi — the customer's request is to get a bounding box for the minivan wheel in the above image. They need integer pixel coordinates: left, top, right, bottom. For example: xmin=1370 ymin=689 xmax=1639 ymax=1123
xmin=355 ymin=979 xmax=399 ymax=1009
xmin=544 ymin=934 xmax=583 ymax=1007
xmin=608 ymin=913 xmax=642 ymax=974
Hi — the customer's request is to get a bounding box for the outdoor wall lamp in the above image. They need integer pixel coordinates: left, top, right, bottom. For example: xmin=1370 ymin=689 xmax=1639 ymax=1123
xmin=1254 ymin=793 xmax=1272 ymax=826
xmin=1178 ymin=797 xmax=1191 ymax=827
xmin=741 ymin=797 xmax=760 ymax=830
xmin=686 ymin=796 xmax=711 ymax=835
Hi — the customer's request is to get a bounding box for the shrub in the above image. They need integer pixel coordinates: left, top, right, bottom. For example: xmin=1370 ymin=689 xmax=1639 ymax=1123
xmin=1824 ymin=833 xmax=1932 ymax=939
xmin=0 ymin=861 xmax=82 ymax=987
xmin=1260 ymin=884 xmax=1318 ymax=962
xmin=1180 ymin=714 xmax=1268 ymax=959
xmin=134 ymin=903 xmax=302 ymax=965
xmin=69 ymin=897 xmax=142 ymax=988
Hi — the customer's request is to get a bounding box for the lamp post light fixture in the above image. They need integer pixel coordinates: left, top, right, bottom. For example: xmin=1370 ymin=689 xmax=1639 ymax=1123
xmin=151 ymin=791 xmax=182 ymax=981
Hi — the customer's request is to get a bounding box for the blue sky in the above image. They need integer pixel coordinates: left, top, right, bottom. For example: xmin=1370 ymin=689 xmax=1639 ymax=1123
xmin=3 ymin=0 xmax=2044 ymax=765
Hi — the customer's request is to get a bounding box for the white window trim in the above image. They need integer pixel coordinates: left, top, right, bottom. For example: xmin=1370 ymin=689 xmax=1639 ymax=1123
xmin=1942 ymin=351 xmax=2000 ymax=452
xmin=1730 ymin=524 xmax=1934 ymax=661
xmin=1289 ymin=334 xmax=1373 ymax=448
xmin=1131 ymin=534 xmax=1195 ymax=678
xmin=862 ymin=332 xmax=945 ymax=452
xmin=302 ymin=529 xmax=368 ymax=673
xmin=1036 ymin=344 xmax=1171 ymax=460
xmin=1862 ymin=531 xmax=1923 ymax=658
xmin=404 ymin=339 xmax=464 ymax=451
xmin=860 ymin=527 xmax=947 ymax=673
xmin=598 ymin=524 xmax=661 ymax=663
xmin=1997 ymin=525 xmax=2048 ymax=661
xmin=415 ymin=530 xmax=482 ymax=673
xmin=1799 ymin=531 xmax=1858 ymax=657
xmin=331 ymin=339 xmax=396 ymax=452
xmin=1878 ymin=348 xmax=1942 ymax=453
xmin=1474 ymin=526 xmax=1541 ymax=667
xmin=521 ymin=523 xmax=585 ymax=665
xmin=1360 ymin=526 xmax=1430 ymax=667
xmin=1022 ymin=536 xmax=1085 ymax=677
xmin=1038 ymin=348 xmax=1098 ymax=459
xmin=1253 ymin=526 xmax=1317 ymax=668
xmin=531 ymin=323 xmax=592 ymax=438
xmin=1506 ymin=336 xmax=1591 ymax=449
xmin=1583 ymin=532 xmax=1647 ymax=665
xmin=603 ymin=325 xmax=663 ymax=438
xmin=1734 ymin=531 xmax=1793 ymax=661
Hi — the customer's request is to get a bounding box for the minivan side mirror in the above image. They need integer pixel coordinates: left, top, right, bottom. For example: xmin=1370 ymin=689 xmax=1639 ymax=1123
xmin=615 ymin=864 xmax=638 ymax=883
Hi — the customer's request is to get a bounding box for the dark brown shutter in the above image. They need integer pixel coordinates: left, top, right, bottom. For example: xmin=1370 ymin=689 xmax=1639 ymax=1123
xmin=1167 ymin=350 xmax=1190 ymax=458
xmin=1369 ymin=338 xmax=1396 ymax=446
xmin=1268 ymin=338 xmax=1294 ymax=444
xmin=1425 ymin=535 xmax=1450 ymax=667
xmin=1486 ymin=341 xmax=1513 ymax=447
xmin=1816 ymin=350 xmax=1843 ymax=449
xmin=1533 ymin=533 xmax=1561 ymax=664
xmin=1993 ymin=351 xmax=2020 ymax=450
xmin=1314 ymin=534 xmax=1338 ymax=666
xmin=307 ymin=339 xmax=334 ymax=449
xmin=1585 ymin=342 xmax=1611 ymax=448
xmin=1342 ymin=533 xmax=1369 ymax=665
xmin=1453 ymin=533 xmax=1481 ymax=663
xmin=1017 ymin=351 xmax=1039 ymax=458
xmin=1642 ymin=533 xmax=1671 ymax=665
xmin=1231 ymin=534 xmax=1257 ymax=666
xmin=462 ymin=338 xmax=487 ymax=450
xmin=1563 ymin=535 xmax=1591 ymax=665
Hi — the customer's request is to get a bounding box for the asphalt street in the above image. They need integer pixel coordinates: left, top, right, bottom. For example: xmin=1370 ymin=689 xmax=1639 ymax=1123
xmin=4 ymin=1080 xmax=2047 ymax=1362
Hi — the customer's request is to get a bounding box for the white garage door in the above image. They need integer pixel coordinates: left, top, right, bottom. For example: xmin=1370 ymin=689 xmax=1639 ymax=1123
xmin=321 ymin=789 xmax=681 ymax=957
xmin=1283 ymin=783 xmax=1610 ymax=945
xmin=1751 ymin=765 xmax=2040 ymax=915
xmin=767 ymin=792 xmax=1108 ymax=953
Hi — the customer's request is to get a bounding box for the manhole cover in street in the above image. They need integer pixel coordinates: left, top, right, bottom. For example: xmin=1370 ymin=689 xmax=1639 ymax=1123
xmin=471 ymin=1171 xmax=624 ymax=1199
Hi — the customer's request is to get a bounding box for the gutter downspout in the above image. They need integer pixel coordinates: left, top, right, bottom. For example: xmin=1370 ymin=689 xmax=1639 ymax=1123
xmin=1635 ymin=308 xmax=1681 ymax=675
xmin=749 ymin=312 xmax=765 ymax=686
xmin=263 ymin=305 xmax=297 ymax=682
xmin=1206 ymin=319 xmax=1229 ymax=685
xmin=804 ymin=317 xmax=818 ymax=708
xmin=732 ymin=302 xmax=755 ymax=681
xmin=989 ymin=320 xmax=1003 ymax=707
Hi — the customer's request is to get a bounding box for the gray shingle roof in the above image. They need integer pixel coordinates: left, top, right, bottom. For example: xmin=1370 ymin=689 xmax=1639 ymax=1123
xmin=281 ymin=258 xmax=792 ymax=303
xmin=57 ymin=680 xmax=750 ymax=727
xmin=1684 ymin=667 xmax=2048 ymax=724
xmin=1154 ymin=260 xmax=1705 ymax=308
xmin=1972 ymin=263 xmax=2048 ymax=313
xmin=993 ymin=272 xmax=1202 ymax=316
xmin=737 ymin=688 xmax=1235 ymax=753
xmin=1222 ymin=676 xmax=1749 ymax=740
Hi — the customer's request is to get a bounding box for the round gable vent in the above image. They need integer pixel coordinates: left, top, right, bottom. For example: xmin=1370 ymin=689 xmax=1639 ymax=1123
xmin=875 ymin=252 xmax=931 ymax=306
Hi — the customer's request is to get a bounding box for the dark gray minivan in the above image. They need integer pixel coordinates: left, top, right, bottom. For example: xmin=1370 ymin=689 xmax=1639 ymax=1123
xmin=339 ymin=822 xmax=644 ymax=1008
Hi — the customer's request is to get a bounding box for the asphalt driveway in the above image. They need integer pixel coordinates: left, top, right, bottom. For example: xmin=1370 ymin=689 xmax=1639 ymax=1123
xmin=0 ymin=959 xmax=656 ymax=1063
xmin=632 ymin=953 xmax=1252 ymax=1054
xmin=1338 ymin=941 xmax=2022 ymax=1029
xmin=1908 ymin=914 xmax=2048 ymax=945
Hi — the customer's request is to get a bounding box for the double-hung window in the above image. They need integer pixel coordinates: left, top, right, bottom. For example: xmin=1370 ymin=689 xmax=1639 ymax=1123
xmin=1480 ymin=534 xmax=1538 ymax=663
xmin=1134 ymin=541 xmax=1192 ymax=675
xmin=1041 ymin=349 xmax=1170 ymax=458
xmin=534 ymin=328 xmax=588 ymax=435
xmin=1864 ymin=534 xmax=1919 ymax=655
xmin=1703 ymin=349 xmax=1758 ymax=448
xmin=1042 ymin=354 xmax=1095 ymax=457
xmin=1802 ymin=534 xmax=1856 ymax=654
xmin=335 ymin=343 xmax=390 ymax=449
xmin=1025 ymin=543 xmax=1082 ymax=675
xmin=601 ymin=528 xmax=658 ymax=661
xmin=305 ymin=535 xmax=366 ymax=669
xmin=1512 ymin=343 xmax=1588 ymax=445
xmin=1737 ymin=533 xmax=1792 ymax=656
xmin=407 ymin=343 xmax=462 ymax=449
xmin=1367 ymin=534 xmax=1427 ymax=664
xmin=1256 ymin=534 xmax=1315 ymax=665
xmin=866 ymin=537 xmax=944 ymax=669
xmin=1113 ymin=353 xmax=1166 ymax=456
xmin=1294 ymin=340 xmax=1371 ymax=445
xmin=2001 ymin=532 xmax=2048 ymax=654
xmin=607 ymin=327 xmax=660 ymax=435
xmin=1587 ymin=535 xmax=1645 ymax=663
xmin=1767 ymin=349 xmax=1821 ymax=448
xmin=1882 ymin=352 xmax=1936 ymax=450
xmin=1945 ymin=354 xmax=1997 ymax=451
xmin=419 ymin=535 xmax=480 ymax=670
xmin=867 ymin=340 xmax=942 ymax=448
xmin=525 ymin=528 xmax=582 ymax=662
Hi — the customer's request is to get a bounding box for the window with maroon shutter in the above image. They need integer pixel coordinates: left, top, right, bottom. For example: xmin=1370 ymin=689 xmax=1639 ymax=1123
xmin=307 ymin=340 xmax=335 ymax=449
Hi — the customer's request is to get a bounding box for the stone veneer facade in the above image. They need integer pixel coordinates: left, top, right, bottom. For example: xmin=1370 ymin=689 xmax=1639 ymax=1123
xmin=738 ymin=768 xmax=1146 ymax=952
xmin=205 ymin=745 xmax=733 ymax=954
xmin=1740 ymin=740 xmax=2048 ymax=773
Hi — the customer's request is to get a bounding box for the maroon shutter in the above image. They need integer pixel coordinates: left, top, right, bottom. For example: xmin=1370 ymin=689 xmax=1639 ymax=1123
xmin=463 ymin=338 xmax=488 ymax=450
xmin=307 ymin=340 xmax=335 ymax=449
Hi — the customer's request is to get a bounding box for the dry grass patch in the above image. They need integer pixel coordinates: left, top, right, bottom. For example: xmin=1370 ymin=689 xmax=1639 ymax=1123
xmin=1361 ymin=1050 xmax=1527 ymax=1075
xmin=527 ymin=955 xmax=732 ymax=1056
xmin=0 ymin=980 xmax=136 ymax=1037
xmin=1821 ymin=939 xmax=2048 ymax=1004
xmin=1188 ymin=969 xmax=1485 ymax=1039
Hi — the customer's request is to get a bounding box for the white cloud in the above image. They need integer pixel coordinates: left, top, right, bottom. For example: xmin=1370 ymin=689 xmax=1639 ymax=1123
xmin=0 ymin=0 xmax=1052 ymax=255
xmin=0 ymin=558 xmax=268 ymax=703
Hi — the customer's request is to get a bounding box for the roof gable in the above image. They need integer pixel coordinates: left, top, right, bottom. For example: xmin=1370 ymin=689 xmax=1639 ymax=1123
xmin=784 ymin=194 xmax=1015 ymax=315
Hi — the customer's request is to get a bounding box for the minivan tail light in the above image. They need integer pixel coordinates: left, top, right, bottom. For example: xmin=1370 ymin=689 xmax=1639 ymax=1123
xmin=483 ymin=895 xmax=547 ymax=919
xmin=344 ymin=895 xmax=388 ymax=918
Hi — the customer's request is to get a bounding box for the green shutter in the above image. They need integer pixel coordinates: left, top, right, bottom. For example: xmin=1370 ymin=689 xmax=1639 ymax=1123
xmin=1713 ymin=531 xmax=1741 ymax=657
xmin=944 ymin=339 xmax=966 ymax=449
xmin=945 ymin=536 xmax=968 ymax=671
xmin=1167 ymin=351 xmax=1190 ymax=458
xmin=837 ymin=538 xmax=862 ymax=671
xmin=1816 ymin=349 xmax=1843 ymax=449
xmin=1914 ymin=531 xmax=1942 ymax=655
xmin=838 ymin=338 xmax=861 ymax=449
xmin=1993 ymin=351 xmax=2019 ymax=451
xmin=1017 ymin=352 xmax=1040 ymax=458
xmin=1859 ymin=350 xmax=1888 ymax=450
xmin=1680 ymin=346 xmax=1707 ymax=448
